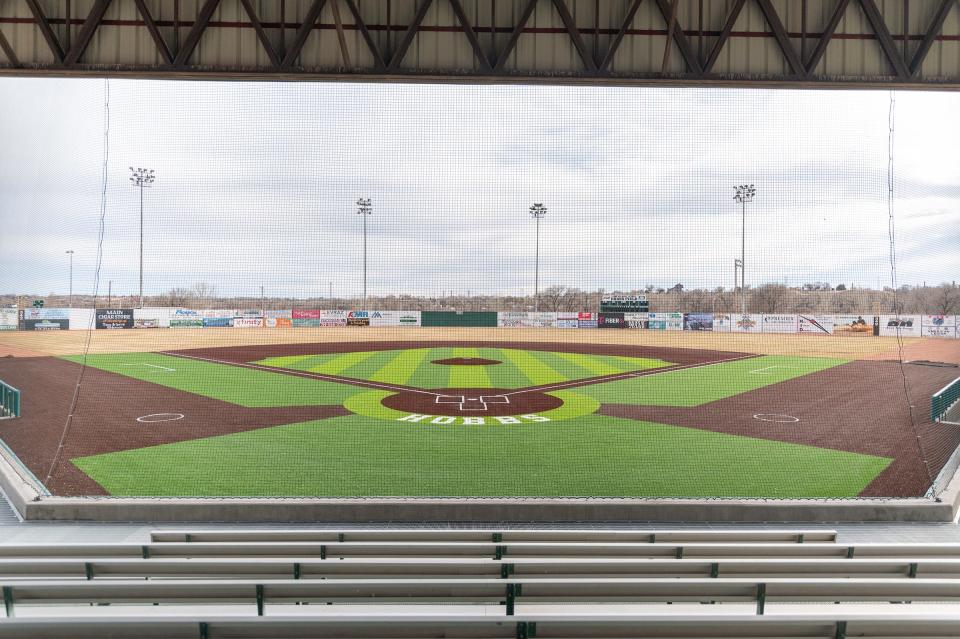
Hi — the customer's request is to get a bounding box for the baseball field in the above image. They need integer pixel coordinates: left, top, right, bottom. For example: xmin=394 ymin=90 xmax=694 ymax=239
xmin=0 ymin=328 xmax=957 ymax=499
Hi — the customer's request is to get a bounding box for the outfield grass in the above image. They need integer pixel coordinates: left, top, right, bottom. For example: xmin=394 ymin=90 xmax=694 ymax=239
xmin=61 ymin=352 xmax=361 ymax=406
xmin=72 ymin=413 xmax=890 ymax=498
xmin=576 ymin=355 xmax=847 ymax=406
xmin=256 ymin=347 xmax=670 ymax=389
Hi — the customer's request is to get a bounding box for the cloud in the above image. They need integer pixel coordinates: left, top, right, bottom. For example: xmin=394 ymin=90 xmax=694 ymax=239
xmin=0 ymin=78 xmax=957 ymax=298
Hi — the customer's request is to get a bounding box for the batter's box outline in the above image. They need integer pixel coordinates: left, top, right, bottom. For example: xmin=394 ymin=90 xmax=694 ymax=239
xmin=435 ymin=394 xmax=510 ymax=411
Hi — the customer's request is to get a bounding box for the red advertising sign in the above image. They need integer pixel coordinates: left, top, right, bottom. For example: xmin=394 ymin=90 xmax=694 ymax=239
xmin=578 ymin=312 xmax=595 ymax=320
xmin=291 ymin=309 xmax=321 ymax=319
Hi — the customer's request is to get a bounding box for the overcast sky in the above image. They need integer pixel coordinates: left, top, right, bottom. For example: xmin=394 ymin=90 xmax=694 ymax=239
xmin=0 ymin=78 xmax=957 ymax=299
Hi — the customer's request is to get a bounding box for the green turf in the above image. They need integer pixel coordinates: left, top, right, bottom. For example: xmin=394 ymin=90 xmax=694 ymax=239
xmin=575 ymin=355 xmax=848 ymax=407
xmin=72 ymin=413 xmax=890 ymax=498
xmin=60 ymin=352 xmax=361 ymax=407
xmin=254 ymin=347 xmax=669 ymax=390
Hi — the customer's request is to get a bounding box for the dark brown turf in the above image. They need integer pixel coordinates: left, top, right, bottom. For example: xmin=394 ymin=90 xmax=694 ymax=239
xmin=383 ymin=388 xmax=563 ymax=417
xmin=0 ymin=357 xmax=348 ymax=496
xmin=598 ymin=360 xmax=960 ymax=498
xmin=431 ymin=357 xmax=502 ymax=366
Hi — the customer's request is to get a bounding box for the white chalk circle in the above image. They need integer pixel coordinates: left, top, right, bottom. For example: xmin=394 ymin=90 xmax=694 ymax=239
xmin=753 ymin=413 xmax=800 ymax=423
xmin=136 ymin=413 xmax=185 ymax=423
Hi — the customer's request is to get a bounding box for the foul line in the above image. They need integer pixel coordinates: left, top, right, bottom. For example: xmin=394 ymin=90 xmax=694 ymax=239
xmin=159 ymin=351 xmax=442 ymax=397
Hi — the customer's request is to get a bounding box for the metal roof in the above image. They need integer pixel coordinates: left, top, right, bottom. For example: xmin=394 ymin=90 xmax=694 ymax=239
xmin=0 ymin=1 xmax=957 ymax=88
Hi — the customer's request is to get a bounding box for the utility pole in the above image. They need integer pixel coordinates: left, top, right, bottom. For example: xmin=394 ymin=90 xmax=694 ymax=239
xmin=107 ymin=281 xmax=112 ymax=308
xmin=529 ymin=203 xmax=547 ymax=312
xmin=356 ymin=198 xmax=372 ymax=305
xmin=65 ymin=250 xmax=74 ymax=308
xmin=129 ymin=167 xmax=156 ymax=309
xmin=733 ymin=185 xmax=755 ymax=315
xmin=260 ymin=285 xmax=265 ymax=322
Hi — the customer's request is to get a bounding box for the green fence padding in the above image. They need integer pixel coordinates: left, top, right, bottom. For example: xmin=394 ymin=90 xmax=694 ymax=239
xmin=0 ymin=380 xmax=20 ymax=418
xmin=421 ymin=311 xmax=498 ymax=327
xmin=933 ymin=377 xmax=960 ymax=422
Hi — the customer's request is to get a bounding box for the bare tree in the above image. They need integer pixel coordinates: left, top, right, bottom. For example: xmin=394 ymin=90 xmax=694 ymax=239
xmin=751 ymin=284 xmax=790 ymax=313
xmin=190 ymin=282 xmax=217 ymax=306
xmin=932 ymin=283 xmax=960 ymax=315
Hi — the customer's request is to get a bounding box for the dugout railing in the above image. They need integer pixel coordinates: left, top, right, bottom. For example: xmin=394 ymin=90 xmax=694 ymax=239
xmin=0 ymin=381 xmax=18 ymax=419
xmin=933 ymin=377 xmax=960 ymax=423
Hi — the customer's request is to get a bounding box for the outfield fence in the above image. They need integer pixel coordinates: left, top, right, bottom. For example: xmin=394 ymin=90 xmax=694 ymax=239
xmin=6 ymin=309 xmax=960 ymax=338
xmin=0 ymin=380 xmax=19 ymax=419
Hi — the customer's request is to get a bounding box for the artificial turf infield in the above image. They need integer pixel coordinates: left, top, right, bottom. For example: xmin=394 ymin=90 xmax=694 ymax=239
xmin=57 ymin=346 xmax=892 ymax=498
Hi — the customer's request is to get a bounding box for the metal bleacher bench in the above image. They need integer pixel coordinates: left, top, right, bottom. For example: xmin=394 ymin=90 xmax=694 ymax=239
xmin=1 ymin=528 xmax=960 ymax=638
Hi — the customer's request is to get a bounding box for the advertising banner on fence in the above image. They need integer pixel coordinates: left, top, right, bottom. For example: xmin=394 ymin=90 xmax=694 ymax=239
xmin=21 ymin=308 xmax=69 ymax=321
xmin=761 ymin=314 xmax=798 ymax=334
xmin=598 ymin=312 xmax=626 ymax=328
xmin=266 ymin=317 xmax=293 ymax=328
xmin=683 ymin=313 xmax=713 ymax=331
xmin=732 ymin=314 xmax=762 ymax=333
xmin=712 ymin=313 xmax=732 ymax=332
xmin=921 ymin=315 xmax=957 ymax=338
xmin=0 ymin=309 xmax=17 ymax=331
xmin=879 ymin=315 xmax=921 ymax=338
xmin=68 ymin=308 xmax=95 ymax=330
xmin=233 ymin=318 xmax=264 ymax=328
xmin=648 ymin=312 xmax=683 ymax=330
xmin=19 ymin=318 xmax=69 ymax=331
xmin=95 ymin=308 xmax=134 ymax=329
xmin=202 ymin=317 xmax=234 ymax=328
xmin=833 ymin=314 xmax=875 ymax=335
xmin=265 ymin=309 xmax=292 ymax=319
xmin=292 ymin=309 xmax=321 ymax=319
xmin=293 ymin=318 xmax=322 ymax=327
xmin=399 ymin=311 xmax=421 ymax=327
xmin=556 ymin=313 xmax=579 ymax=329
xmin=498 ymin=312 xmax=528 ymax=328
xmin=347 ymin=317 xmax=370 ymax=327
xmin=577 ymin=312 xmax=597 ymax=328
xmin=170 ymin=309 xmax=203 ymax=328
xmin=798 ymin=315 xmax=835 ymax=335
xmin=235 ymin=309 xmax=263 ymax=319
xmin=319 ymin=310 xmax=347 ymax=327
xmin=134 ymin=308 xmax=170 ymax=328
xmin=624 ymin=312 xmax=648 ymax=329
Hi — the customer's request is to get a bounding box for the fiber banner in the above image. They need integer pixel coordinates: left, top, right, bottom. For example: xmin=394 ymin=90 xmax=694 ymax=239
xmin=732 ymin=314 xmax=762 ymax=333
xmin=95 ymin=308 xmax=134 ymax=329
xmin=0 ymin=309 xmax=17 ymax=331
xmin=879 ymin=315 xmax=921 ymax=338
xmin=833 ymin=314 xmax=875 ymax=335
xmin=598 ymin=312 xmax=626 ymax=328
xmin=921 ymin=315 xmax=957 ymax=338
xmin=761 ymin=314 xmax=798 ymax=333
xmin=683 ymin=313 xmax=713 ymax=331
xmin=798 ymin=315 xmax=835 ymax=335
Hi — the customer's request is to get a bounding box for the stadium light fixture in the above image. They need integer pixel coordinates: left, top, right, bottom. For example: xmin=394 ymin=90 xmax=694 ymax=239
xmin=357 ymin=198 xmax=372 ymax=305
xmin=529 ymin=203 xmax=547 ymax=311
xmin=129 ymin=167 xmax=156 ymax=309
xmin=65 ymin=250 xmax=74 ymax=308
xmin=732 ymin=184 xmax=755 ymax=315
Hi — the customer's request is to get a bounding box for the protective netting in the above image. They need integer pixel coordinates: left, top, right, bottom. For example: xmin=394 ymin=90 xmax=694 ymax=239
xmin=0 ymin=78 xmax=958 ymax=500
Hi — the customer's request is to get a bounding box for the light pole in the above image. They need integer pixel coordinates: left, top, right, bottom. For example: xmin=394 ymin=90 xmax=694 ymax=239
xmin=529 ymin=203 xmax=547 ymax=311
xmin=65 ymin=250 xmax=74 ymax=308
xmin=129 ymin=167 xmax=155 ymax=308
xmin=356 ymin=197 xmax=372 ymax=305
xmin=732 ymin=184 xmax=755 ymax=315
